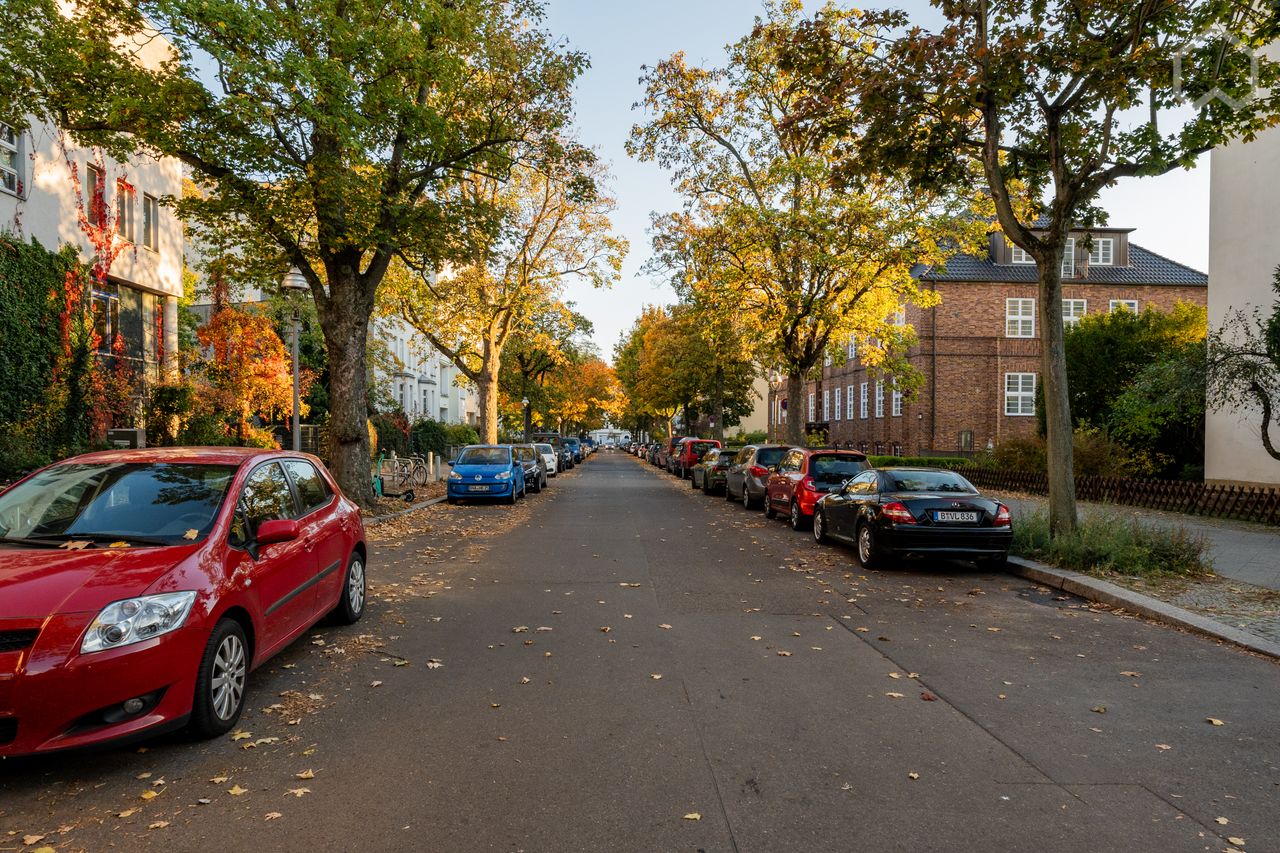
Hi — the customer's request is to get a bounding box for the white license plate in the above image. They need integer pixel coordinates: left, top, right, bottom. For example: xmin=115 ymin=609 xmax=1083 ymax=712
xmin=468 ymin=485 xmax=490 ymax=492
xmin=935 ymin=511 xmax=978 ymax=523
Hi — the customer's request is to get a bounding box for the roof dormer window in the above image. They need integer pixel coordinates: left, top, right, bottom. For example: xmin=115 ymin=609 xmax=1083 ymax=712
xmin=1088 ymin=238 xmax=1114 ymax=266
xmin=1010 ymin=245 xmax=1034 ymax=265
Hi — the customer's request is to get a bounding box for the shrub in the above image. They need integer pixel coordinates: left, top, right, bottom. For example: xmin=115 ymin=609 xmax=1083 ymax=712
xmin=445 ymin=422 xmax=480 ymax=447
xmin=735 ymin=429 xmax=769 ymax=445
xmin=988 ymin=430 xmax=1143 ymax=477
xmin=1012 ymin=509 xmax=1212 ymax=578
xmin=869 ymin=455 xmax=971 ymax=468
xmin=371 ymin=410 xmax=411 ymax=457
xmin=411 ymin=418 xmax=449 ymax=457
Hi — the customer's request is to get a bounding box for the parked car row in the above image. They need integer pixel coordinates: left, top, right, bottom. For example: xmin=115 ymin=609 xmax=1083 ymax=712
xmin=446 ymin=437 xmax=596 ymax=505
xmin=639 ymin=438 xmax=1013 ymax=570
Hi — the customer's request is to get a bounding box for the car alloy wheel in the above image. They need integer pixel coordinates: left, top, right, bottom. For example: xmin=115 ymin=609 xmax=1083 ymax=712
xmin=189 ymin=618 xmax=249 ymax=738
xmin=813 ymin=510 xmax=828 ymax=544
xmin=790 ymin=501 xmax=806 ymax=531
xmin=857 ymin=523 xmax=881 ymax=569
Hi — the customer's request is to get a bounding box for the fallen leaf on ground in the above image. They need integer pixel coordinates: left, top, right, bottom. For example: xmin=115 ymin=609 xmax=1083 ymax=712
xmin=683 ymin=813 xmax=701 ymax=821
xmin=287 ymin=788 xmax=310 ymax=798
xmin=1227 ymin=838 xmax=1246 ymax=847
xmin=511 ymin=626 xmax=529 ymax=633
xmin=265 ymin=812 xmax=283 ymax=821
xmin=370 ymin=680 xmax=383 ymax=688
xmin=118 ymin=808 xmax=138 ymax=818
xmin=536 ymin=626 xmax=554 ymax=633
xmin=491 ymin=703 xmax=501 ymax=709
xmin=750 ymin=636 xmax=762 ymax=641
xmin=520 ymin=677 xmax=531 ymax=684
xmin=1216 ymin=817 xmax=1230 ymax=825
xmin=1155 ymin=744 xmax=1172 ymax=751
xmin=650 ymin=673 xmax=663 ymax=680
xmin=148 ymin=821 xmax=170 ymax=829
xmin=907 ymin=772 xmax=920 ymax=780
xmin=139 ymin=789 xmax=159 ymax=800
xmin=599 ymin=626 xmax=611 ymax=633
xmin=620 ymin=583 xmax=642 ymax=588
xmin=1120 ymin=671 xmax=1141 ymax=677
xmin=231 ymin=730 xmax=252 ymax=741
xmin=776 ymin=651 xmax=792 ymax=657
xmin=920 ymin=692 xmax=938 ymax=702
xmin=888 ymin=672 xmax=901 ymax=679
xmin=295 ymin=769 xmax=316 ymax=780
xmin=885 ymin=692 xmax=905 ymax=699
xmin=228 ymin=785 xmax=249 ymax=796
xmin=1207 ymin=717 xmax=1225 ymax=726
xmin=1091 ymin=706 xmax=1106 ymax=714
xmin=659 ymin=624 xmax=672 ymax=630
xmin=22 ymin=835 xmax=45 ymax=846
xmin=855 ymin=627 xmax=869 ymax=633
xmin=426 ymin=659 xmax=443 ymax=669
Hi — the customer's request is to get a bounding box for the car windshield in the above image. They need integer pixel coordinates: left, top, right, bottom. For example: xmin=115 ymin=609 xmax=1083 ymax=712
xmin=884 ymin=470 xmax=976 ymax=493
xmin=457 ymin=447 xmax=510 ymax=466
xmin=0 ymin=462 xmax=237 ymax=546
xmin=690 ymin=442 xmax=716 ymax=455
xmin=809 ymin=455 xmax=870 ymax=483
xmin=755 ymin=447 xmax=788 ymax=467
xmin=535 ymin=444 xmax=554 ymax=454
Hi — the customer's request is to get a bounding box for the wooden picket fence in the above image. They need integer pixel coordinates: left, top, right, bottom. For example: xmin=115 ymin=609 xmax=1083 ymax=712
xmin=952 ymin=466 xmax=1280 ymax=527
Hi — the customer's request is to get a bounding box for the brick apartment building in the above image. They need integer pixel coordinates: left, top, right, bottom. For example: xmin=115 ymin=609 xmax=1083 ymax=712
xmin=768 ymin=224 xmax=1207 ymax=456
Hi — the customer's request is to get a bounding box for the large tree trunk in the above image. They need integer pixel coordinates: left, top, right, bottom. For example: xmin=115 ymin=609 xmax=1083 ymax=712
xmin=784 ymin=372 xmax=806 ymax=446
xmin=319 ymin=268 xmax=375 ymax=507
xmin=1038 ymin=246 xmax=1078 ymax=537
xmin=476 ymin=336 xmax=501 ymax=443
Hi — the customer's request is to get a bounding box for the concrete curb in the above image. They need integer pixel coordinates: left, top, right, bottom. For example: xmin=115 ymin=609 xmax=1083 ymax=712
xmin=364 ymin=495 xmax=448 ymax=527
xmin=1007 ymin=556 xmax=1280 ymax=660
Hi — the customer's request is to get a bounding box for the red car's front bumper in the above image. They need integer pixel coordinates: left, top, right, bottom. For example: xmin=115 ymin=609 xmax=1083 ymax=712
xmin=0 ymin=614 xmax=204 ymax=757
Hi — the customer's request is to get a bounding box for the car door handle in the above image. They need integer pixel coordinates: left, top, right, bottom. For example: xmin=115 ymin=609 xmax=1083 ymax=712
xmin=303 ymin=537 xmax=315 ymax=553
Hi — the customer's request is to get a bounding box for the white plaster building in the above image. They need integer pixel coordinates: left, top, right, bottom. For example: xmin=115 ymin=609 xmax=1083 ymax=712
xmin=1206 ymin=108 xmax=1280 ymax=486
xmin=377 ymin=314 xmax=478 ymax=426
xmin=0 ymin=114 xmax=184 ymax=377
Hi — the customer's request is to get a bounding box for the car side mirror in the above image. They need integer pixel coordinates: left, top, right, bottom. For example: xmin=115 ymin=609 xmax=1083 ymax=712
xmin=255 ymin=518 xmax=300 ymax=547
xmin=447 ymin=459 xmax=456 ymax=467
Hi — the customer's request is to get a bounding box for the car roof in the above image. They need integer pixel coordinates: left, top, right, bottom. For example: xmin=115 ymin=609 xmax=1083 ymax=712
xmin=877 ymin=466 xmax=956 ymax=473
xmin=803 ymin=448 xmax=867 ymax=457
xmin=61 ymin=446 xmax=303 ymax=467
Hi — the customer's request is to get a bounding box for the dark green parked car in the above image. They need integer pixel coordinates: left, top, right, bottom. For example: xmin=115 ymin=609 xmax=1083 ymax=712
xmin=691 ymin=447 xmax=740 ymax=495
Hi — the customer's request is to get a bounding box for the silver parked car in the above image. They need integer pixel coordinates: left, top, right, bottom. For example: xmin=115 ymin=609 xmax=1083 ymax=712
xmin=724 ymin=444 xmax=793 ymax=510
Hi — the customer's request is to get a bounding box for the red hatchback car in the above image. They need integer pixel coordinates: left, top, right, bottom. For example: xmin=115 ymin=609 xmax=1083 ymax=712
xmin=765 ymin=448 xmax=871 ymax=531
xmin=0 ymin=447 xmax=367 ymax=757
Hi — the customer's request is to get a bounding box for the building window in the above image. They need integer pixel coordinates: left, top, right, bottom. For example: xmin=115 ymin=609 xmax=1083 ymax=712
xmin=890 ymin=308 xmax=906 ymax=327
xmin=892 ymin=443 xmax=902 ymax=456
xmin=0 ymin=123 xmax=19 ymax=195
xmin=1006 ymin=298 xmax=1035 ymax=338
xmin=874 ymin=381 xmax=885 ymax=418
xmin=1088 ymin=238 xmax=1114 ymax=266
xmin=860 ymin=383 xmax=868 ymax=419
xmin=834 ymin=387 xmax=842 ymax=421
xmin=824 ymin=352 xmax=832 ymax=367
xmin=822 ymin=389 xmax=830 ymax=421
xmin=847 ymin=339 xmax=856 ymax=360
xmin=1004 ymin=372 xmax=1036 ymax=416
xmin=116 ymin=180 xmax=136 ymax=242
xmin=1063 ymin=298 xmax=1087 ymax=328
xmin=1061 ymin=237 xmax=1076 ymax=278
xmin=808 ymin=393 xmax=815 ymax=422
xmin=142 ymin=194 xmax=159 ymax=250
xmin=1010 ymin=244 xmax=1033 ymax=265
xmin=891 ymin=387 xmax=903 ymax=417
xmin=846 ymin=385 xmax=855 ymax=420
xmin=86 ymin=165 xmax=105 ymax=227
xmin=1110 ymin=299 xmax=1139 ymax=314
xmin=958 ymin=430 xmax=974 ymax=452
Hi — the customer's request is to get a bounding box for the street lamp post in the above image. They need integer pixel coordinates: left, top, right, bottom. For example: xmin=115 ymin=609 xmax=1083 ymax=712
xmin=281 ymin=267 xmax=310 ymax=452
xmin=522 ymin=397 xmax=531 ymax=442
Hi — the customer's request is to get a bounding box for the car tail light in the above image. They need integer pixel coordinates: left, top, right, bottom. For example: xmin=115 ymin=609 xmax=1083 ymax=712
xmin=993 ymin=504 xmax=1012 ymax=527
xmin=749 ymin=465 xmax=768 ymax=478
xmin=881 ymin=501 xmax=917 ymax=524
xmin=799 ymin=475 xmax=818 ymax=492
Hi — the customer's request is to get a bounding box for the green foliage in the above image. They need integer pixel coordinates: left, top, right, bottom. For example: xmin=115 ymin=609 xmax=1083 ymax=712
xmin=869 ymin=456 xmax=971 ymax=469
xmin=0 ymin=236 xmax=97 ymax=476
xmin=411 ymin=419 xmax=449 ymax=458
xmin=1012 ymin=510 xmax=1212 ymax=579
xmin=989 ymin=430 xmax=1146 ymax=478
xmin=734 ymin=429 xmax=769 ymax=445
xmin=371 ymin=410 xmax=411 ymax=457
xmin=445 ymin=422 xmax=481 ymax=448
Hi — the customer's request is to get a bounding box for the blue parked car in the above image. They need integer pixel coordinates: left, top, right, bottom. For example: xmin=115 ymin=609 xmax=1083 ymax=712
xmin=447 ymin=445 xmax=526 ymax=504
xmin=563 ymin=437 xmax=583 ymax=463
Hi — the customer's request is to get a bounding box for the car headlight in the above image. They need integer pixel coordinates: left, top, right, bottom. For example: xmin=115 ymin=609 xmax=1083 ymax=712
xmin=81 ymin=592 xmax=197 ymax=654
xmin=448 ymin=471 xmax=463 ymax=481
xmin=495 ymin=471 xmax=512 ymax=480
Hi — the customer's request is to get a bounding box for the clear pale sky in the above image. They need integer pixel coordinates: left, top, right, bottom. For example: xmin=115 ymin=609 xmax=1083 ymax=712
xmin=541 ymin=0 xmax=1213 ymax=362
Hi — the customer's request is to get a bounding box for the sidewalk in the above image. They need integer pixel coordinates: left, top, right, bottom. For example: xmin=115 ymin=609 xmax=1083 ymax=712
xmin=999 ymin=493 xmax=1280 ymax=648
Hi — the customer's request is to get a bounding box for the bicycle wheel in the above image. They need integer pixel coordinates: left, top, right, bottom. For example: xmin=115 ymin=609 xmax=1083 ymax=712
xmin=412 ymin=462 xmax=429 ymax=486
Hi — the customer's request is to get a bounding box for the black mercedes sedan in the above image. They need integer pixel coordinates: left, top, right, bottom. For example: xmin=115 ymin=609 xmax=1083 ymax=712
xmin=811 ymin=467 xmax=1012 ymax=569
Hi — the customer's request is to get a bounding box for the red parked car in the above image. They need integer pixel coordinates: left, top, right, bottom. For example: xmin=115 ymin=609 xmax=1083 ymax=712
xmin=673 ymin=438 xmax=721 ymax=479
xmin=765 ymin=447 xmax=870 ymax=531
xmin=0 ymin=447 xmax=367 ymax=757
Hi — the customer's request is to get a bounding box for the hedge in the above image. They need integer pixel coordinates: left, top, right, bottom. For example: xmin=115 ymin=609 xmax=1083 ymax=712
xmin=868 ymin=455 xmax=972 ymax=469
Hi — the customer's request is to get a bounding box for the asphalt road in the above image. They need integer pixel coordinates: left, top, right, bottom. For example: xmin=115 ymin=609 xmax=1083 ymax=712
xmin=2 ymin=452 xmax=1277 ymax=852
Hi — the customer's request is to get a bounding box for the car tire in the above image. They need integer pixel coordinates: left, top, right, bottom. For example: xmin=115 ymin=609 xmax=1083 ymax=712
xmin=813 ymin=509 xmax=829 ymax=544
xmin=725 ymin=482 xmax=736 ymax=502
xmin=856 ymin=521 xmax=882 ymax=569
xmin=447 ymin=497 xmax=458 ymax=505
xmin=189 ymin=618 xmax=249 ymax=739
xmin=742 ymin=485 xmax=754 ymax=511
xmin=506 ymin=488 xmax=517 ymax=505
xmin=790 ymin=501 xmax=810 ymax=531
xmin=331 ymin=550 xmax=367 ymax=625
xmin=764 ymin=495 xmax=777 ymax=519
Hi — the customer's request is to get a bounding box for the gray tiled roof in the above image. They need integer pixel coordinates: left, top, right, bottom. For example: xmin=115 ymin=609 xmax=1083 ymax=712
xmin=917 ymin=244 xmax=1207 ymax=286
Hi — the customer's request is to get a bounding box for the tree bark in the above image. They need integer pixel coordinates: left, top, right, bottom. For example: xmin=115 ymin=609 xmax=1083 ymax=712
xmin=476 ymin=335 xmax=501 ymax=443
xmin=1037 ymin=243 xmax=1079 ymax=537
xmin=785 ymin=372 xmax=806 ymax=446
xmin=318 ymin=267 xmax=375 ymax=507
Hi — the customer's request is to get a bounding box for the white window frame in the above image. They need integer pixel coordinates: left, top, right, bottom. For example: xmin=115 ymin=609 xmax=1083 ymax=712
xmin=1061 ymin=237 xmax=1076 ymax=278
xmin=1006 ymin=298 xmax=1035 ymax=338
xmin=822 ymin=389 xmax=830 ymax=421
xmin=847 ymin=339 xmax=856 ymax=360
xmin=0 ymin=123 xmax=19 ymax=196
xmin=808 ymin=393 xmax=816 ymax=422
xmin=1062 ymin=298 xmax=1087 ymax=329
xmin=1088 ymin=238 xmax=1114 ymax=266
xmin=846 ymin=385 xmax=855 ymax=420
xmin=891 ymin=387 xmax=903 ymax=417
xmin=1010 ymin=244 xmax=1034 ymax=265
xmin=1004 ymin=373 xmax=1036 ymax=417
xmin=874 ymin=381 xmax=885 ymax=418
xmin=859 ymin=383 xmax=868 ymax=419
xmin=834 ymin=387 xmax=842 ymax=421
xmin=1110 ymin=299 xmax=1139 ymax=314
xmin=142 ymin=193 xmax=159 ymax=251
xmin=116 ymin=179 xmax=136 ymax=243
xmin=890 ymin=308 xmax=906 ymax=327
